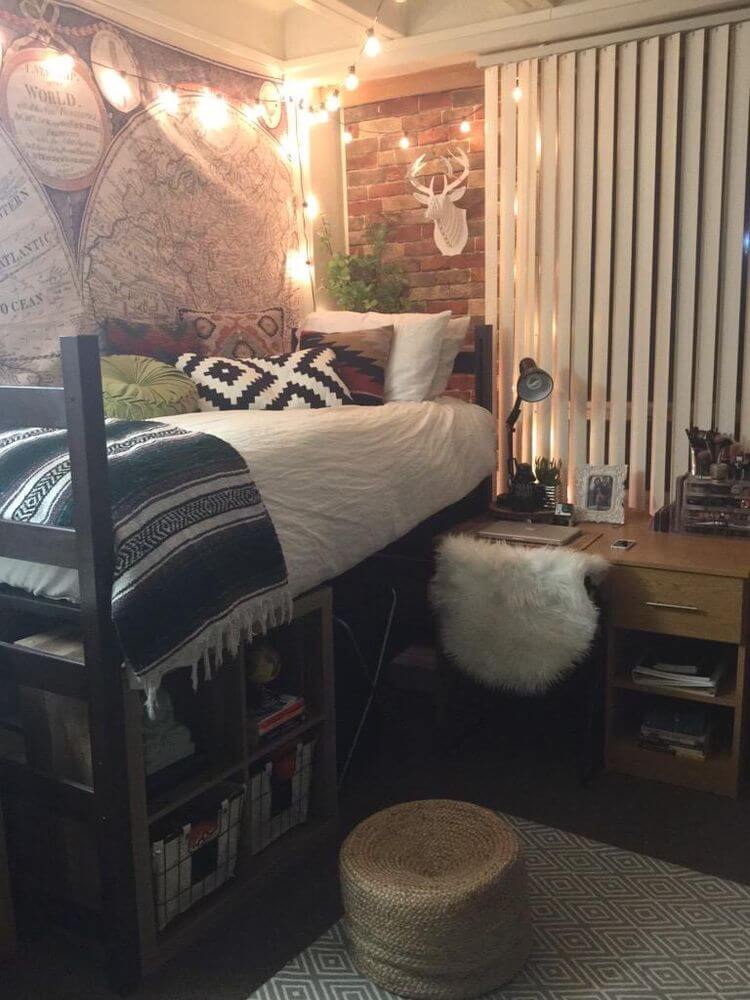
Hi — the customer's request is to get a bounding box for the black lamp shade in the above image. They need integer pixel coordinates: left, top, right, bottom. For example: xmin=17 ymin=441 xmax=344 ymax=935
xmin=517 ymin=357 xmax=553 ymax=402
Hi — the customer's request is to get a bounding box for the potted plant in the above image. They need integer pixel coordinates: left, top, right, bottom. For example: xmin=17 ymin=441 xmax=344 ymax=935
xmin=534 ymin=457 xmax=564 ymax=509
xmin=318 ymin=218 xmax=409 ymax=312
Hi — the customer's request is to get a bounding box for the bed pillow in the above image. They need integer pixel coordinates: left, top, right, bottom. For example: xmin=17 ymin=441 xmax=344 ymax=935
xmin=428 ymin=316 xmax=470 ymax=398
xmin=103 ymin=318 xmax=199 ymax=363
xmin=176 ymin=346 xmax=351 ymax=412
xmin=178 ymin=307 xmax=287 ymax=359
xmin=301 ymin=310 xmax=450 ymax=402
xmin=297 ymin=326 xmax=394 ymax=406
xmin=101 ymin=355 xmax=199 ymax=419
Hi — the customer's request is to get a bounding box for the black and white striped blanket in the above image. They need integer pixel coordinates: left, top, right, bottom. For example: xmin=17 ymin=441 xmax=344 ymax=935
xmin=0 ymin=421 xmax=291 ymax=707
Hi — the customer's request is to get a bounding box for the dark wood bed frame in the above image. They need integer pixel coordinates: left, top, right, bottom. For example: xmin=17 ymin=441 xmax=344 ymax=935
xmin=0 ymin=324 xmax=494 ymax=991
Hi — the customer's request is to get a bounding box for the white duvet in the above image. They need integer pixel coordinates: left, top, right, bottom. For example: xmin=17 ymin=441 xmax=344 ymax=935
xmin=0 ymin=398 xmax=496 ymax=601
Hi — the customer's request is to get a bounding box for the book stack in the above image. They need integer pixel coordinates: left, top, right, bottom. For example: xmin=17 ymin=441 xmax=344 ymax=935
xmin=631 ymin=657 xmax=727 ymax=697
xmin=639 ymin=703 xmax=711 ymax=761
xmin=252 ymin=690 xmax=306 ymax=741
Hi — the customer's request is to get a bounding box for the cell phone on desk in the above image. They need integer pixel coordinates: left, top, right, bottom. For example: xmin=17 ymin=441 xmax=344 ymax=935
xmin=611 ymin=538 xmax=636 ymax=550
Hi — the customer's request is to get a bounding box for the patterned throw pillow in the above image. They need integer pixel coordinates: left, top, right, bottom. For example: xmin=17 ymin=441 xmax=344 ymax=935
xmin=103 ymin=318 xmax=199 ymax=363
xmin=297 ymin=326 xmax=394 ymax=406
xmin=178 ymin=307 xmax=287 ymax=360
xmin=176 ymin=346 xmax=351 ymax=412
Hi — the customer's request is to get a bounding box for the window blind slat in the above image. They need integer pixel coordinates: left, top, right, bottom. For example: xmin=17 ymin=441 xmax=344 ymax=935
xmin=498 ymin=62 xmax=518 ymax=485
xmin=521 ymin=58 xmax=540 ymax=464
xmin=589 ymin=45 xmax=616 ymax=465
xmin=716 ymin=22 xmax=750 ymax=436
xmin=649 ymin=33 xmax=681 ymax=513
xmin=608 ymin=40 xmax=637 ymax=468
xmin=570 ymin=47 xmax=596 ymax=477
xmin=513 ymin=60 xmax=531 ymax=465
xmin=693 ymin=25 xmax=729 ymax=429
xmin=555 ymin=51 xmax=576 ymax=495
xmin=670 ymin=29 xmax=705 ymax=496
xmin=628 ymin=36 xmax=659 ymax=509
xmin=536 ymin=55 xmax=558 ymax=461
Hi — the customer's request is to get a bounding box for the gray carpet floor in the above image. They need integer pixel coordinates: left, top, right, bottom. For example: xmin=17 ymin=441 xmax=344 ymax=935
xmin=249 ymin=814 xmax=750 ymax=999
xmin=4 ymin=698 xmax=750 ymax=999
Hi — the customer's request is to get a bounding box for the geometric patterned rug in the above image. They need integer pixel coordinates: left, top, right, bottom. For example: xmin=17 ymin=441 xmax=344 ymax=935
xmin=247 ymin=813 xmax=750 ymax=999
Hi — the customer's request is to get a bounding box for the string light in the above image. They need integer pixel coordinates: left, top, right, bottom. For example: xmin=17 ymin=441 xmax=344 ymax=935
xmin=343 ymin=130 xmax=353 ymax=144
xmin=157 ymin=87 xmax=180 ymax=115
xmin=316 ymin=105 xmax=330 ymax=124
xmin=344 ymin=66 xmax=359 ymax=91
xmin=325 ymin=89 xmax=341 ymax=113
xmin=286 ymin=249 xmax=312 ymax=282
xmin=196 ymin=89 xmax=228 ymax=129
xmin=278 ymin=132 xmax=295 ymax=160
xmin=512 ymin=84 xmax=522 ymax=103
xmin=44 ymin=52 xmax=74 ymax=82
xmin=99 ymin=67 xmax=131 ymax=108
xmin=303 ymin=194 xmax=319 ymax=220
xmin=399 ymin=135 xmax=410 ymax=149
xmin=459 ymin=119 xmax=471 ymax=134
xmin=363 ymin=28 xmax=381 ymax=57
xmin=242 ymin=102 xmax=261 ymax=122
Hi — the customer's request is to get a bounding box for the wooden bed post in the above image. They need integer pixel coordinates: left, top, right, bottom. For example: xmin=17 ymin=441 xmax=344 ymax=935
xmin=60 ymin=335 xmax=143 ymax=993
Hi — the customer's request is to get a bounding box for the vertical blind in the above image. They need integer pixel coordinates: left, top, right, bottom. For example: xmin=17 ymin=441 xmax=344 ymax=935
xmin=486 ymin=19 xmax=750 ymax=511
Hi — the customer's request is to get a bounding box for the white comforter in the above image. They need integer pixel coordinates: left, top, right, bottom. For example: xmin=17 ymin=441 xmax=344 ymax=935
xmin=0 ymin=398 xmax=496 ymax=601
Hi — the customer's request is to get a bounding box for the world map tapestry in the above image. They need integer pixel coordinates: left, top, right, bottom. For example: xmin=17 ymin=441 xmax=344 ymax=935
xmin=0 ymin=0 xmax=304 ymax=384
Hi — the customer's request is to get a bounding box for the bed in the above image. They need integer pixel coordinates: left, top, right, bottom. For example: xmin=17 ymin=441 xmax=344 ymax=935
xmin=0 ymin=398 xmax=495 ymax=603
xmin=0 ymin=325 xmax=495 ymax=989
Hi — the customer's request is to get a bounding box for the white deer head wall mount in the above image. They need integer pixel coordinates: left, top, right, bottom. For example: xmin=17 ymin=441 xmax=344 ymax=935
xmin=407 ymin=145 xmax=470 ymax=257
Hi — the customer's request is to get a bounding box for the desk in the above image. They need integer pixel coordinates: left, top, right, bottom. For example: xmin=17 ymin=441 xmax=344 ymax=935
xmin=464 ymin=512 xmax=750 ymax=796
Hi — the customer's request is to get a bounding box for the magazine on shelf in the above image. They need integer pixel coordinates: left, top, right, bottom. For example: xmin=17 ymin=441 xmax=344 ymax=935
xmin=631 ymin=661 xmax=727 ymax=693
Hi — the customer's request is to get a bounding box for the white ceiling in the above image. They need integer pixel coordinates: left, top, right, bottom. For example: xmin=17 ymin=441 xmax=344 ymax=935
xmin=80 ymin=0 xmax=750 ymax=82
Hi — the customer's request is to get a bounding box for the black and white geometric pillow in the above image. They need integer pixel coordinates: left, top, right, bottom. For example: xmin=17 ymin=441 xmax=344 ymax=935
xmin=175 ymin=346 xmax=352 ymax=412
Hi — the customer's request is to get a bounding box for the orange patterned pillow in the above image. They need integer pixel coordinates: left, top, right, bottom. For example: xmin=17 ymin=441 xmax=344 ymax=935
xmin=297 ymin=326 xmax=394 ymax=406
xmin=178 ymin=307 xmax=287 ymax=360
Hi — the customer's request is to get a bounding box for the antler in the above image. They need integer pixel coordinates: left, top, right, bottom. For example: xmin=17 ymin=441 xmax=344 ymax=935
xmin=441 ymin=145 xmax=470 ymax=195
xmin=407 ymin=153 xmax=433 ymax=196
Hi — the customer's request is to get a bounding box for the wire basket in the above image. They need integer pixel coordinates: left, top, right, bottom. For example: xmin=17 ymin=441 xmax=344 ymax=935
xmin=247 ymin=739 xmax=316 ymax=855
xmin=151 ymin=782 xmax=245 ymax=930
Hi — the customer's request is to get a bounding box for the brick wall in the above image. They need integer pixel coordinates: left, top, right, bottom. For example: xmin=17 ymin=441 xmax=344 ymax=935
xmin=342 ymin=84 xmax=486 ymax=399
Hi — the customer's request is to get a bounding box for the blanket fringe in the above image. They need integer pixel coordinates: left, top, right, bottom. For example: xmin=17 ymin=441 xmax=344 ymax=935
xmin=131 ymin=588 xmax=294 ymax=718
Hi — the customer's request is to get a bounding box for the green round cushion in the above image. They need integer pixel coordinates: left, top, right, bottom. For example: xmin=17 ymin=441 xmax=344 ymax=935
xmin=101 ymin=355 xmax=199 ymax=420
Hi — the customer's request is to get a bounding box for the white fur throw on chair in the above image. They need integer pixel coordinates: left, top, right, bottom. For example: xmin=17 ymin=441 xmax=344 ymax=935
xmin=430 ymin=535 xmax=608 ymax=694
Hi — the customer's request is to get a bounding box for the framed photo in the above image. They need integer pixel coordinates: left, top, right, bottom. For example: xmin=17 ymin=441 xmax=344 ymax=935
xmin=574 ymin=464 xmax=627 ymax=523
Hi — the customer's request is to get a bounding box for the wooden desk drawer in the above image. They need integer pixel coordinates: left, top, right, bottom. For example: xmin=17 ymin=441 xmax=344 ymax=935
xmin=609 ymin=566 xmax=745 ymax=642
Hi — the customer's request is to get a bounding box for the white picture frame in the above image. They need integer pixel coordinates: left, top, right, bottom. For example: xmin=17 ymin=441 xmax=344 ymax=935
xmin=574 ymin=464 xmax=628 ymax=523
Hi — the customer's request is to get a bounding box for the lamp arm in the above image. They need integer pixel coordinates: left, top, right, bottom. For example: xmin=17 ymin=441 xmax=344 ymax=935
xmin=505 ymin=395 xmax=522 ymax=487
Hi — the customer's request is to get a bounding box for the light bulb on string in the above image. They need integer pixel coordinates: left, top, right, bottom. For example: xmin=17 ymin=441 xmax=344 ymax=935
xmin=512 ymin=84 xmax=522 ymax=103
xmin=399 ymin=135 xmax=410 ymax=149
xmin=196 ymin=89 xmax=228 ymax=130
xmin=286 ymin=249 xmax=312 ymax=282
xmin=459 ymin=119 xmax=471 ymax=134
xmin=158 ymin=87 xmax=180 ymax=115
xmin=344 ymin=66 xmax=359 ymax=91
xmin=100 ymin=67 xmax=131 ymax=108
xmin=343 ymin=130 xmax=353 ymax=144
xmin=44 ymin=52 xmax=74 ymax=83
xmin=316 ymin=105 xmax=330 ymax=125
xmin=325 ymin=89 xmax=341 ymax=113
xmin=363 ymin=28 xmax=381 ymax=57
xmin=303 ymin=194 xmax=319 ymax=220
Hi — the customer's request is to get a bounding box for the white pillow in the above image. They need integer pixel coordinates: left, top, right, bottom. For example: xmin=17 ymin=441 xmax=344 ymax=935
xmin=427 ymin=316 xmax=470 ymax=398
xmin=301 ymin=310 xmax=450 ymax=402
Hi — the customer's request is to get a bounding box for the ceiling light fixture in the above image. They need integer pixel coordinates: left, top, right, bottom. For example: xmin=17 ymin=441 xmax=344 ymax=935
xmin=363 ymin=28 xmax=381 ymax=57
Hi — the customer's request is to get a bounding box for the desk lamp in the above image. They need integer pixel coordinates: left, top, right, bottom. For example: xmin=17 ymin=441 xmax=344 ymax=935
xmin=506 ymin=357 xmax=554 ymax=489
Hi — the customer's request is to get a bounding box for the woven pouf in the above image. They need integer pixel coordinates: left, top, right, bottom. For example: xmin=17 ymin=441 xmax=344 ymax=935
xmin=339 ymin=800 xmax=531 ymax=999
